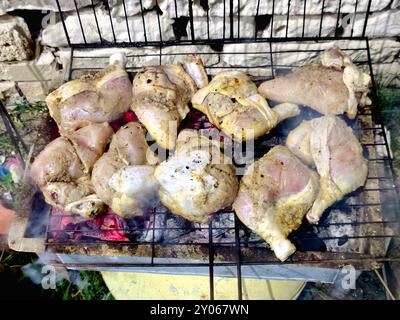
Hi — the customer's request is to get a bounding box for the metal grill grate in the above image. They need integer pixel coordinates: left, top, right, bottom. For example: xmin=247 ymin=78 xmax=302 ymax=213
xmin=44 ymin=38 xmax=400 ymax=275
xmin=1 ymin=0 xmax=399 ymax=300
xmin=54 ymin=0 xmax=374 ymax=47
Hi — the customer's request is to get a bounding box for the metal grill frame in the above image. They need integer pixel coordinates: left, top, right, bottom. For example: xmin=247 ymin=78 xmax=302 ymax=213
xmin=1 ymin=0 xmax=400 ymax=300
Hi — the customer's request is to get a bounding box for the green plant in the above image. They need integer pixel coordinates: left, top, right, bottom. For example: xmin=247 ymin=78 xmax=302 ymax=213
xmin=0 ymin=172 xmax=13 ymax=192
xmin=10 ymin=101 xmax=46 ymax=115
xmin=377 ymin=85 xmax=400 ymax=165
xmin=56 ymin=271 xmax=114 ymax=300
xmin=8 ymin=101 xmax=46 ymax=128
xmin=0 ymin=251 xmax=114 ymax=300
xmin=0 ymin=133 xmax=13 ymax=152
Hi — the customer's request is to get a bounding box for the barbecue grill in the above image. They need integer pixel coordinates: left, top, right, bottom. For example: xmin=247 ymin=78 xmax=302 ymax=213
xmin=2 ymin=0 xmax=400 ymax=300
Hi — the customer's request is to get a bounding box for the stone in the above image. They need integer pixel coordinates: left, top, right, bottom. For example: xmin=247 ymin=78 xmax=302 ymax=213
xmin=39 ymin=2 xmax=400 ymax=48
xmin=269 ymin=14 xmax=337 ymax=37
xmin=348 ymin=9 xmax=400 ymax=37
xmin=373 ymin=63 xmax=400 ymax=87
xmin=368 ymin=38 xmax=400 ymax=64
xmin=54 ymin=47 xmax=72 ymax=71
xmin=159 ymin=0 xmax=391 ymax=18
xmin=174 ymin=13 xmax=338 ymax=40
xmin=0 ymin=47 xmax=66 ymax=101
xmin=158 ymin=0 xmax=207 ymax=18
xmin=68 ymin=45 xmax=221 ymax=78
xmin=0 ymin=51 xmax=64 ymax=82
xmin=69 ymin=47 xmax=160 ymax=78
xmin=212 ymin=45 xmax=273 ymax=78
xmin=223 ymin=43 xmax=270 ymax=66
xmin=37 ymin=50 xmax=55 ymax=65
xmin=0 ymin=15 xmax=33 ymax=62
xmin=0 ymin=0 xmax=96 ymax=14
xmin=41 ymin=5 xmax=174 ymax=47
xmin=17 ymin=81 xmax=55 ymax=101
xmin=0 ymin=81 xmax=15 ymax=100
xmin=0 ymin=78 xmax=63 ymax=103
xmin=182 ymin=39 xmax=398 ymax=79
xmin=271 ymin=38 xmax=400 ymax=67
xmin=162 ymin=45 xmax=220 ymax=66
xmin=186 ymin=16 xmax=256 ymax=39
xmin=392 ymin=0 xmax=400 ymax=8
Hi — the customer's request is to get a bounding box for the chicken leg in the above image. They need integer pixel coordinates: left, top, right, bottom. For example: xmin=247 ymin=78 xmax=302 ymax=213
xmin=46 ymin=63 xmax=133 ymax=136
xmin=286 ymin=115 xmax=368 ymax=224
xmin=31 ymin=123 xmax=113 ymax=217
xmin=192 ymin=70 xmax=300 ymax=141
xmin=91 ymin=122 xmax=159 ymax=218
xmin=154 ymin=129 xmax=239 ymax=223
xmin=258 ymin=47 xmax=371 ymax=119
xmin=233 ymin=146 xmax=319 ymax=261
xmin=131 ymin=56 xmax=208 ymax=150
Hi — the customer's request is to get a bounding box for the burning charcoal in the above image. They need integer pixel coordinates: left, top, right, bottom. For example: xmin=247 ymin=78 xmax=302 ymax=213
xmin=72 ymin=212 xmax=129 ymax=242
xmin=212 ymin=212 xmax=235 ymax=228
xmin=210 ymin=212 xmax=235 ymax=242
xmin=163 ymin=214 xmax=194 ymax=243
xmin=49 ymin=207 xmax=128 ymax=242
xmin=139 ymin=212 xmax=166 ymax=243
xmin=319 ymin=210 xmax=358 ymax=253
xmin=49 ymin=207 xmax=83 ymax=240
xmin=109 ymin=111 xmax=138 ymax=132
xmin=125 ymin=216 xmax=147 ymax=240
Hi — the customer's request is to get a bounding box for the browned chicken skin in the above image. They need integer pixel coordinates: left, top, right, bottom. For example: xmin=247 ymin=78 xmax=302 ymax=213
xmin=154 ymin=130 xmax=239 ymax=223
xmin=192 ymin=71 xmax=300 ymax=141
xmin=131 ymin=56 xmax=208 ymax=150
xmin=91 ymin=122 xmax=159 ymax=218
xmin=46 ymin=64 xmax=133 ymax=136
xmin=286 ymin=115 xmax=368 ymax=224
xmin=31 ymin=123 xmax=113 ymax=217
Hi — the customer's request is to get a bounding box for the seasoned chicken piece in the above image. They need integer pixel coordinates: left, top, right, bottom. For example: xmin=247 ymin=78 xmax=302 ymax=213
xmin=91 ymin=122 xmax=159 ymax=218
xmin=46 ymin=64 xmax=132 ymax=135
xmin=286 ymin=116 xmax=368 ymax=224
xmin=258 ymin=47 xmax=371 ymax=119
xmin=192 ymin=71 xmax=300 ymax=141
xmin=182 ymin=55 xmax=209 ymax=89
xmin=233 ymin=146 xmax=319 ymax=261
xmin=31 ymin=123 xmax=113 ymax=217
xmin=154 ymin=130 xmax=238 ymax=223
xmin=131 ymin=56 xmax=208 ymax=150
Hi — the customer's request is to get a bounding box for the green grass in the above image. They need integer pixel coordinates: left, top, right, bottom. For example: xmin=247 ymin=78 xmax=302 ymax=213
xmin=57 ymin=271 xmax=114 ymax=300
xmin=0 ymin=172 xmax=13 ymax=193
xmin=7 ymin=101 xmax=46 ymax=128
xmin=0 ymin=133 xmax=13 ymax=152
xmin=0 ymin=101 xmax=48 ymax=194
xmin=8 ymin=101 xmax=46 ymax=119
xmin=0 ymin=250 xmax=114 ymax=300
xmin=377 ymin=85 xmax=400 ymax=166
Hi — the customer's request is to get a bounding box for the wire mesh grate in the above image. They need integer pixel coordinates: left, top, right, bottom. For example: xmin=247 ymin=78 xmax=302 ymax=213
xmin=43 ymin=39 xmax=400 ymax=278
xmin=0 ymin=0 xmax=398 ymax=300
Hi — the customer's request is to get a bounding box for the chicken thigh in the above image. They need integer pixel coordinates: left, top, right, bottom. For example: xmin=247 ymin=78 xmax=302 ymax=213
xmin=258 ymin=47 xmax=371 ymax=119
xmin=233 ymin=146 xmax=319 ymax=261
xmin=131 ymin=56 xmax=208 ymax=150
xmin=154 ymin=129 xmax=238 ymax=223
xmin=286 ymin=116 xmax=368 ymax=224
xmin=91 ymin=122 xmax=159 ymax=218
xmin=46 ymin=63 xmax=133 ymax=135
xmin=191 ymin=71 xmax=300 ymax=141
xmin=31 ymin=123 xmax=113 ymax=217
